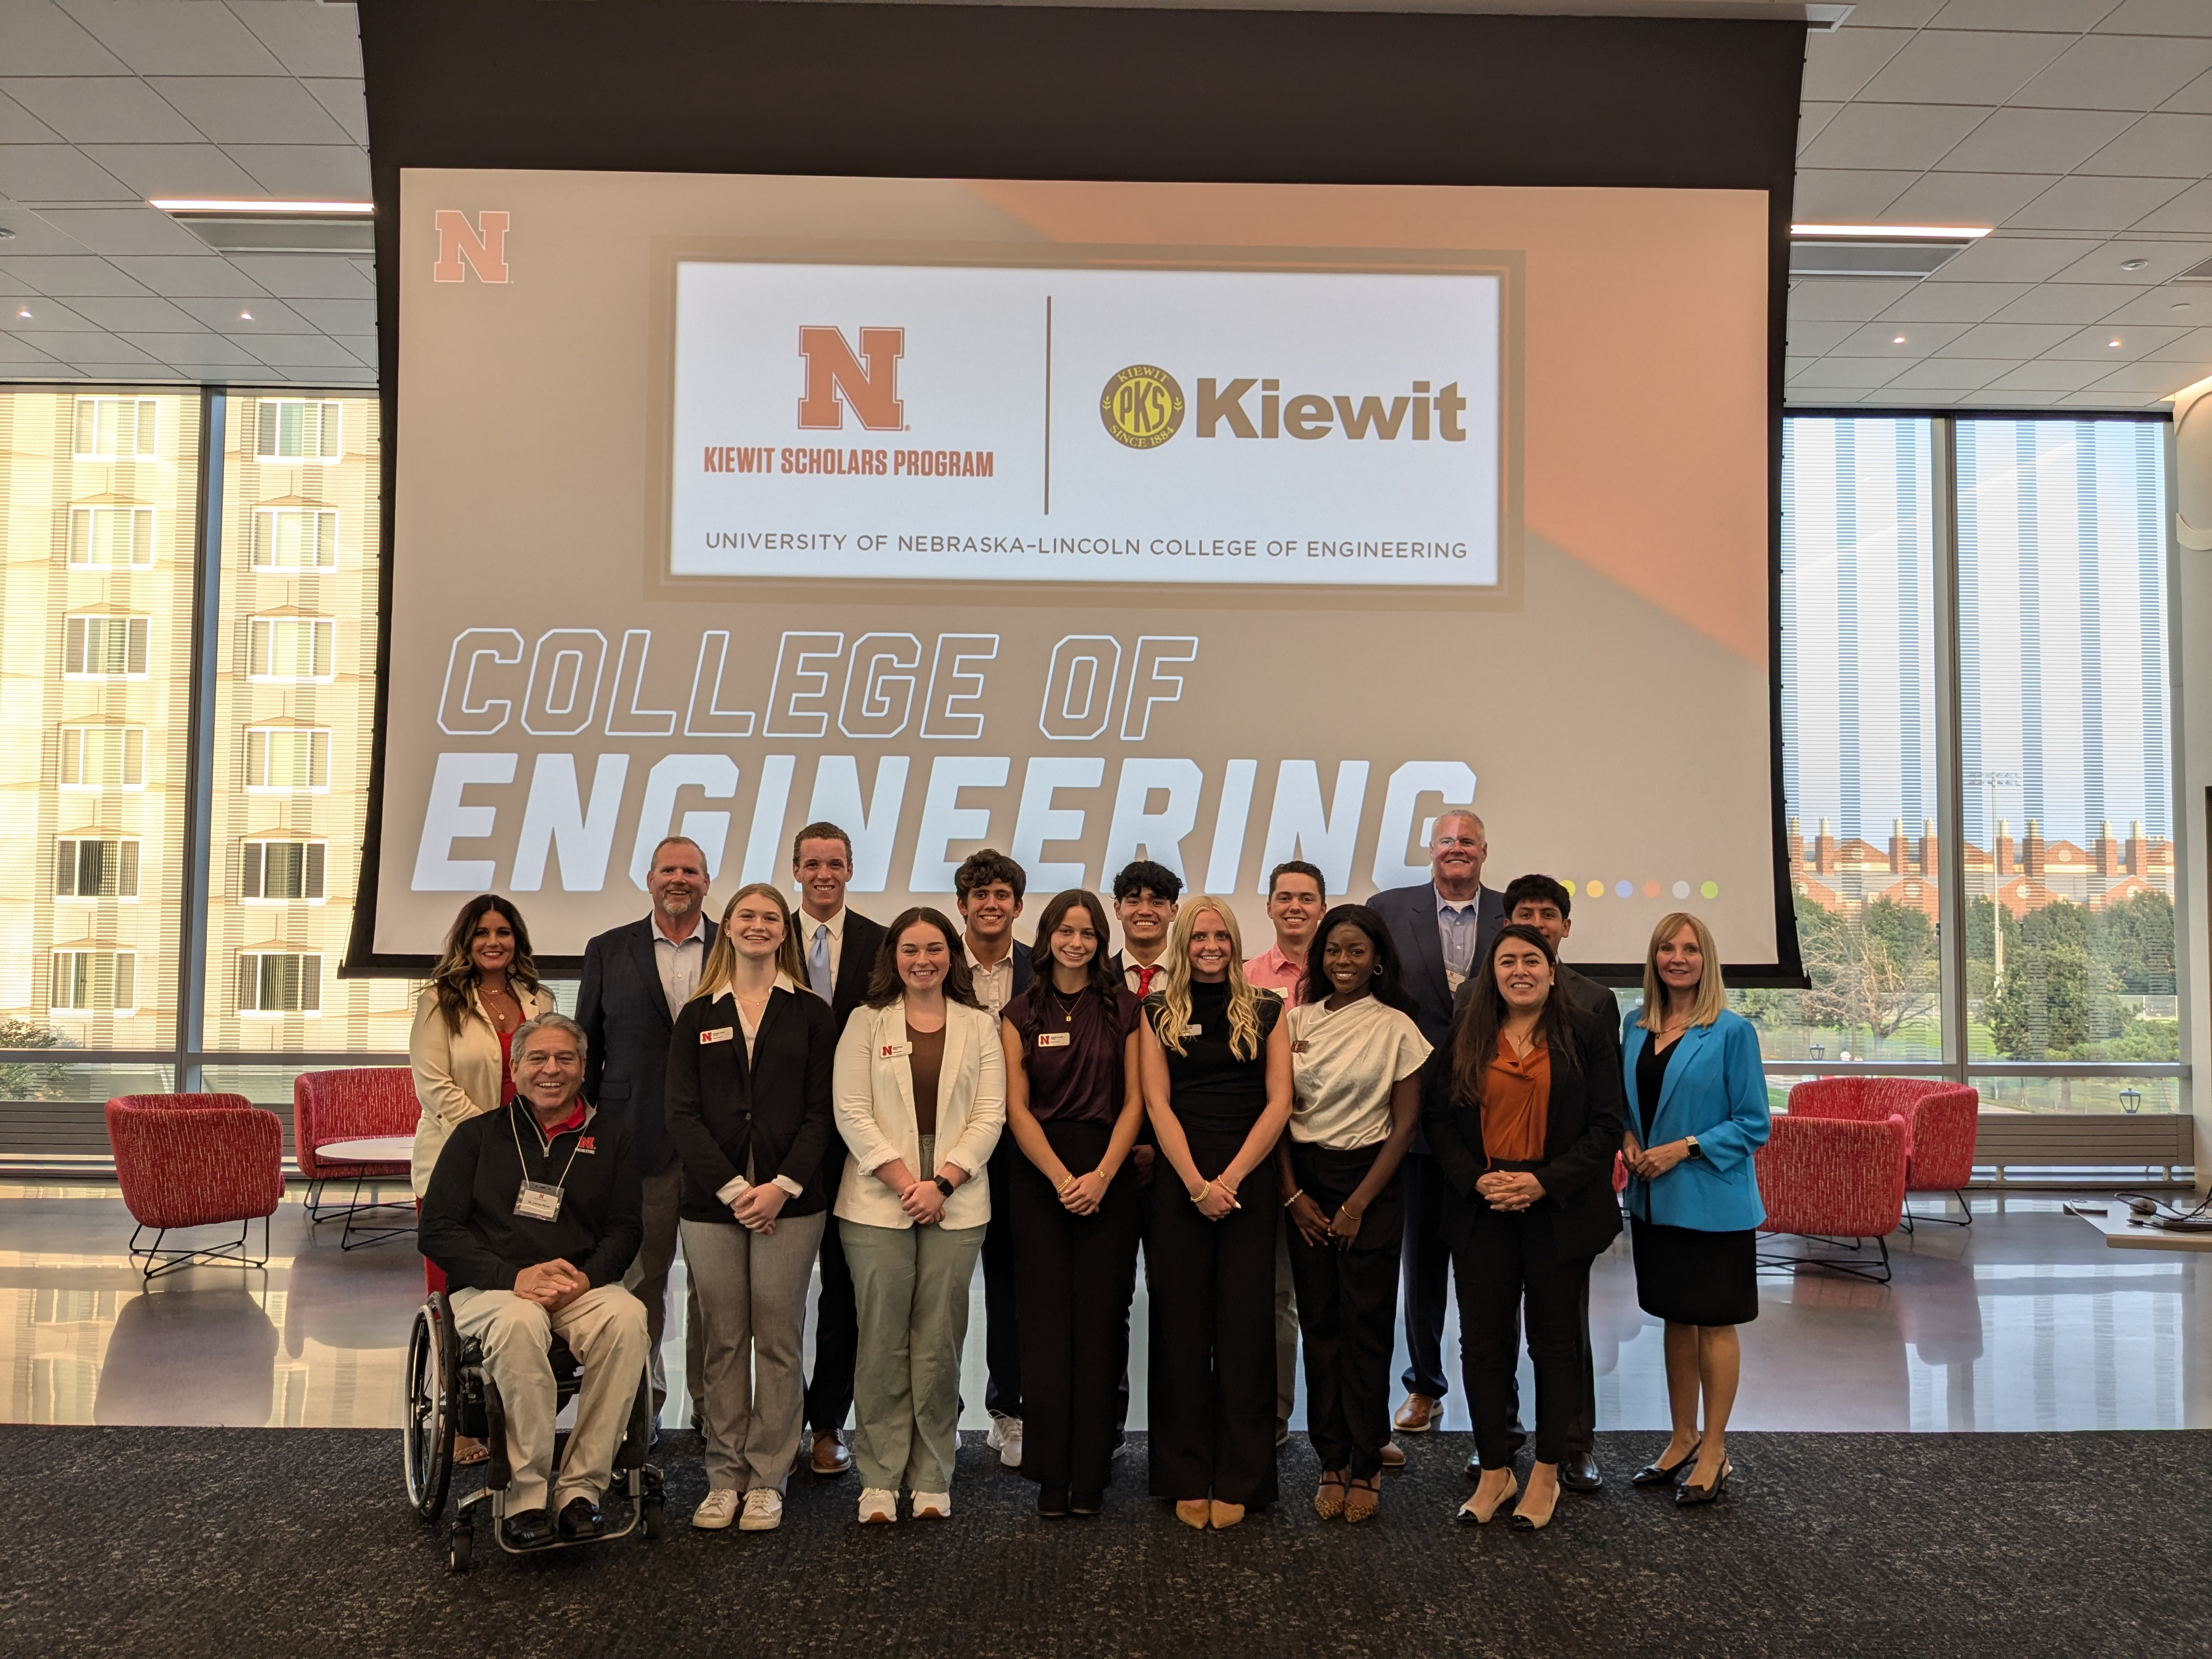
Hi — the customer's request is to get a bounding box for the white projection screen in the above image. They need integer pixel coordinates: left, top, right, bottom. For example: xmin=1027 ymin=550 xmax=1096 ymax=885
xmin=365 ymin=166 xmax=1782 ymax=973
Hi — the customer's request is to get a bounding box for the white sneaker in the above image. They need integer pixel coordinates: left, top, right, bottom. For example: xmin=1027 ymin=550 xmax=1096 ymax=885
xmin=858 ymin=1487 xmax=899 ymax=1523
xmin=691 ymin=1489 xmax=740 ymax=1530
xmin=986 ymin=1414 xmax=1024 ymax=1469
xmin=738 ymin=1489 xmax=782 ymax=1531
xmin=911 ymin=1491 xmax=952 ymax=1519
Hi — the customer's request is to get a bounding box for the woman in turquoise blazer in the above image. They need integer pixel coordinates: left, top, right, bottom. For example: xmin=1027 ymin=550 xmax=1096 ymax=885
xmin=1618 ymin=912 xmax=1769 ymax=1509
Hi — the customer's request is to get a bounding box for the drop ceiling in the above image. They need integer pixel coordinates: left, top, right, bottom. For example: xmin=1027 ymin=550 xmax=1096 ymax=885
xmin=0 ymin=0 xmax=2208 ymax=409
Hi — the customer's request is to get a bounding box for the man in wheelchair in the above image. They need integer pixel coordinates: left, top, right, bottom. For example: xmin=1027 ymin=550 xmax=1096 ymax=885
xmin=419 ymin=1012 xmax=648 ymax=1549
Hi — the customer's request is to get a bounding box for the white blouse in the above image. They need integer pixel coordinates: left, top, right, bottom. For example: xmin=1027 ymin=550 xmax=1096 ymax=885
xmin=1286 ymin=996 xmax=1432 ymax=1149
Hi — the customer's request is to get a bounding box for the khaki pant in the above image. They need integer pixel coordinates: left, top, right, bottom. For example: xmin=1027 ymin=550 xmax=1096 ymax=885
xmin=681 ymin=1211 xmax=826 ymax=1493
xmin=450 ymin=1283 xmax=648 ymax=1514
xmin=840 ymin=1217 xmax=986 ymax=1494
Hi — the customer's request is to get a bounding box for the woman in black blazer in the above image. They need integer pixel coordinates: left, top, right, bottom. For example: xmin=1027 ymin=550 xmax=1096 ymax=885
xmin=664 ymin=881 xmax=838 ymax=1533
xmin=1424 ymin=924 xmax=1624 ymax=1533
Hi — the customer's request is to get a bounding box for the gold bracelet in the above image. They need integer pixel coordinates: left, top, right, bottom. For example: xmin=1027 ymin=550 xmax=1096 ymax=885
xmin=1189 ymin=1180 xmax=1212 ymax=1204
xmin=1283 ymin=1188 xmax=1305 ymax=1209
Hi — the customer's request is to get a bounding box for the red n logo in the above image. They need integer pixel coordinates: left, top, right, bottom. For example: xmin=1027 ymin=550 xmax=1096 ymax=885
xmin=797 ymin=326 xmax=904 ymax=431
xmin=433 ymin=210 xmax=510 ymax=284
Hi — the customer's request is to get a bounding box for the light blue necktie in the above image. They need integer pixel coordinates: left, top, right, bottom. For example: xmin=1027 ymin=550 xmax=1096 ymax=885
xmin=809 ymin=923 xmax=833 ymax=1001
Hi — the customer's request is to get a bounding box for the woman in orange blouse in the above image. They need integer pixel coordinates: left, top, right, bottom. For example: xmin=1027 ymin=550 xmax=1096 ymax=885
xmin=1421 ymin=924 xmax=1625 ymax=1531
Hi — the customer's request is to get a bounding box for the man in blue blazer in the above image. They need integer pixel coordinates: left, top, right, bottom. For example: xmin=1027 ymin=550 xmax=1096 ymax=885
xmin=577 ymin=834 xmax=717 ymax=1430
xmin=1366 ymin=810 xmax=1504 ymax=1436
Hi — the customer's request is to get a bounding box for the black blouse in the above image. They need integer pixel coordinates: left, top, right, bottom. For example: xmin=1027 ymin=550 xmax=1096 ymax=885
xmin=1635 ymin=1029 xmax=1681 ymax=1143
xmin=1149 ymin=980 xmax=1283 ymax=1137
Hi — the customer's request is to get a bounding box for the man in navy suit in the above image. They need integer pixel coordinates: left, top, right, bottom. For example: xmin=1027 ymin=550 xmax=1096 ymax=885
xmin=791 ymin=821 xmax=888 ymax=1479
xmin=1365 ymin=810 xmax=1504 ymax=1437
xmin=955 ymin=847 xmax=1034 ymax=1467
xmin=577 ymin=833 xmax=717 ymax=1429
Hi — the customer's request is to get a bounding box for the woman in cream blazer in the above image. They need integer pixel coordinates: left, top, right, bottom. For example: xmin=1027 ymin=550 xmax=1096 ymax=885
xmin=831 ymin=906 xmax=1006 ymax=1523
xmin=409 ymin=894 xmax=557 ymax=1196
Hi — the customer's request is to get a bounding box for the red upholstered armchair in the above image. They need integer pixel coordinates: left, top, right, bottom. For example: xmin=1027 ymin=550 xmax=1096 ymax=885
xmin=1787 ymin=1077 xmax=1979 ymax=1227
xmin=1754 ymin=1111 xmax=1909 ymax=1282
xmin=294 ymin=1066 xmax=416 ymax=1222
xmin=105 ymin=1093 xmax=284 ymax=1280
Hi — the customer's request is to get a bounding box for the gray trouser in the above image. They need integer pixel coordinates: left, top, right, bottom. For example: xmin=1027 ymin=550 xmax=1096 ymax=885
xmin=681 ymin=1211 xmax=827 ymax=1494
xmin=625 ymin=1163 xmax=705 ymax=1421
xmin=841 ymin=1215 xmax=986 ymax=1494
xmin=1276 ymin=1209 xmax=1300 ymax=1425
xmin=450 ymin=1284 xmax=648 ymax=1514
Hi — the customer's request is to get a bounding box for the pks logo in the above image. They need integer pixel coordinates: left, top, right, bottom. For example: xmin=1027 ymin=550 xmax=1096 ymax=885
xmin=432 ymin=210 xmax=510 ymax=284
xmin=798 ymin=326 xmax=905 ymax=431
xmin=1099 ymin=364 xmax=1186 ymax=449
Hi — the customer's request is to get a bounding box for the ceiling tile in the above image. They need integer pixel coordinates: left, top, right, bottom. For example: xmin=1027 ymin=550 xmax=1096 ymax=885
xmin=0 ymin=90 xmax=60 ymax=144
xmin=2091 ymin=359 xmax=2210 ymax=392
xmin=285 ymin=296 xmax=373 ymax=332
xmin=222 ymin=143 xmax=369 ymax=199
xmin=1959 ymin=386 xmax=2068 ymax=404
xmin=1793 ymin=356 xmax=1907 ymax=387
xmin=0 ymin=254 xmax=146 ymax=295
xmin=2133 ymin=180 xmax=2212 ymax=232
xmin=2044 ymin=321 xmax=2192 ymax=357
xmin=1786 ymin=354 xmax=1822 ymax=380
xmin=147 ymin=76 xmax=351 ymax=145
xmin=1800 ymin=103 xmax=1991 ymax=171
xmin=1933 ymin=320 xmax=2080 ymax=355
xmin=29 ymin=204 xmax=206 ymax=255
xmin=0 ymin=295 xmax=98 ymax=330
xmin=1830 ymin=319 xmax=1971 ymax=355
xmin=60 ymin=334 xmax=157 ymax=366
xmin=69 ymin=292 xmax=206 ymax=331
xmin=1935 ymin=108 xmax=2136 ymax=174
xmin=2098 ymin=0 xmax=2212 ymax=36
xmin=224 ymin=251 xmax=372 ymax=298
xmin=1785 ymin=318 xmax=1858 ymax=353
xmin=1881 ymin=172 xmax=2057 ymax=224
xmin=2055 ymin=390 xmax=2164 ymax=408
xmin=1786 ymin=277 xmax=1922 ymax=320
xmin=301 ymin=78 xmax=367 ymax=146
xmin=1847 ymin=2 xmax=1948 ymax=25
xmin=2143 ymin=326 xmax=2212 ymax=360
xmin=174 ymin=294 xmax=308 ymax=330
xmin=334 ymin=334 xmax=376 ymax=368
xmin=2101 ymin=288 xmax=2211 ymax=323
xmin=1859 ymin=31 xmax=2070 ymax=105
xmin=2012 ymin=36 xmax=2212 ymax=110
xmin=2006 ymin=174 xmax=2190 ymax=230
xmin=137 ymin=333 xmax=262 ymax=367
xmin=0 ymin=206 xmax=92 ymax=255
xmin=0 ymin=77 xmax=202 ymax=144
xmin=105 ymin=252 xmax=266 ymax=296
xmin=1784 ymin=388 xmax=1870 ymax=405
xmin=2048 ymin=237 xmax=2211 ymax=281
xmin=1803 ymin=27 xmax=1917 ymax=103
xmin=0 ymin=331 xmax=64 ymax=364
xmin=230 ymin=1 xmax=364 ymax=78
xmin=0 ymin=0 xmax=128 ymax=73
xmin=0 ymin=145 xmax=132 ymax=202
xmin=1792 ymin=169 xmax=1917 ymax=221
xmin=1923 ymin=235 xmax=2100 ymax=281
xmin=1882 ymin=357 xmax=2010 ymax=389
xmin=244 ymin=331 xmax=359 ymax=368
xmin=1985 ymin=358 xmax=2123 ymax=391
xmin=77 ymin=142 xmax=261 ymax=198
xmin=1932 ymin=0 xmax=2121 ymax=26
xmin=2080 ymin=112 xmax=2212 ymax=177
xmin=1798 ymin=102 xmax=1844 ymax=155
xmin=1988 ymin=283 xmax=2147 ymax=323
xmin=1880 ymin=281 xmax=2032 ymax=321
xmin=58 ymin=0 xmax=284 ymax=75
xmin=2160 ymin=67 xmax=2212 ymax=115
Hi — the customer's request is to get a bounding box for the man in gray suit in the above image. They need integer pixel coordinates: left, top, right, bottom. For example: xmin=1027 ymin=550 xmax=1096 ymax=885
xmin=577 ymin=834 xmax=716 ymax=1428
xmin=1364 ymin=809 xmax=1503 ymax=1437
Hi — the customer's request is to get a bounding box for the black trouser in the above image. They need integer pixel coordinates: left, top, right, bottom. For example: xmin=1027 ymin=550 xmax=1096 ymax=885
xmin=1146 ymin=1127 xmax=1279 ymax=1508
xmin=1285 ymin=1142 xmax=1402 ymax=1481
xmin=1399 ymin=1149 xmax=1453 ymax=1400
xmin=1451 ymin=1201 xmax=1591 ymax=1471
xmin=1011 ymin=1120 xmax=1142 ymax=1494
xmin=804 ymin=1147 xmax=859 ymax=1435
xmin=1566 ymin=1272 xmax=1596 ymax=1460
xmin=981 ymin=1143 xmax=1022 ymax=1418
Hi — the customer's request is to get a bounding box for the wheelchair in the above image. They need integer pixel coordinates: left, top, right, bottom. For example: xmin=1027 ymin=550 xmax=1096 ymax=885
xmin=403 ymin=1290 xmax=665 ymax=1573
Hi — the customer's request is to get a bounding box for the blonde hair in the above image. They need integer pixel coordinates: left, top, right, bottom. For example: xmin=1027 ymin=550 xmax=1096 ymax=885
xmin=1155 ymin=898 xmax=1265 ymax=1060
xmin=695 ymin=883 xmax=806 ymax=1002
xmin=1638 ymin=911 xmax=1727 ymax=1031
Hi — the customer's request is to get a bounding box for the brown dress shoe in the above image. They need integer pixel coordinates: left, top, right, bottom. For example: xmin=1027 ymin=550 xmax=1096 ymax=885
xmin=1379 ymin=1440 xmax=1406 ymax=1470
xmin=1393 ymin=1394 xmax=1439 ymax=1433
xmin=811 ymin=1431 xmax=853 ymax=1476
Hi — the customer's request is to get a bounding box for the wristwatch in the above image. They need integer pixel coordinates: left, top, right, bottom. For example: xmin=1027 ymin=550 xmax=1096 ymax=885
xmin=932 ymin=1174 xmax=956 ymax=1198
xmin=1684 ymin=1135 xmax=1703 ymax=1160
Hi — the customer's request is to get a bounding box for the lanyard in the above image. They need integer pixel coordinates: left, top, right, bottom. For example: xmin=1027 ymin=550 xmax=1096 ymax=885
xmin=509 ymin=1103 xmax=586 ymax=1191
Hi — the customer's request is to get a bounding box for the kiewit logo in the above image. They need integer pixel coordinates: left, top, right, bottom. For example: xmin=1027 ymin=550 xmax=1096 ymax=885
xmin=432 ymin=210 xmax=510 ymax=284
xmin=1099 ymin=364 xmax=1185 ymax=449
xmin=798 ymin=326 xmax=904 ymax=431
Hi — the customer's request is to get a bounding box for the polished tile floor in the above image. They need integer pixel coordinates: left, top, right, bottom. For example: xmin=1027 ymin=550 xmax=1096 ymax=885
xmin=2 ymin=1182 xmax=2206 ymax=1435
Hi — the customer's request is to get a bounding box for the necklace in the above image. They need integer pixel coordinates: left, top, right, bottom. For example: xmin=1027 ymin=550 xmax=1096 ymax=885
xmin=1049 ymin=984 xmax=1083 ymax=1019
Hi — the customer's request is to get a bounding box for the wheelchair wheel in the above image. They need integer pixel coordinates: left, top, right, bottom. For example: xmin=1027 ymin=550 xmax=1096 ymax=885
xmin=448 ymin=1519 xmax=473 ymax=1575
xmin=404 ymin=1296 xmax=459 ymax=1520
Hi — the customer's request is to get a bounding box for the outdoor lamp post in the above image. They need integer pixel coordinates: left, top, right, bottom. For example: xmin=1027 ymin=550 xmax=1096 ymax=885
xmin=2120 ymin=1086 xmax=2143 ymax=1115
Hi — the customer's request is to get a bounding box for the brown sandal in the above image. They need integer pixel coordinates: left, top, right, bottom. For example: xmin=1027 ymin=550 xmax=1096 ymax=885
xmin=1314 ymin=1470 xmax=1347 ymax=1520
xmin=455 ymin=1435 xmax=490 ymax=1466
xmin=1344 ymin=1473 xmax=1381 ymax=1523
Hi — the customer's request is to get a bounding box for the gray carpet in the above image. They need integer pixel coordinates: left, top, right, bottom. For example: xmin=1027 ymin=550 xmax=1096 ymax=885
xmin=1 ymin=1426 xmax=2205 ymax=1657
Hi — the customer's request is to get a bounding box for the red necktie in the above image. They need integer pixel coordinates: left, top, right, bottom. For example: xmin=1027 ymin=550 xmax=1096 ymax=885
xmin=1136 ymin=964 xmax=1160 ymax=997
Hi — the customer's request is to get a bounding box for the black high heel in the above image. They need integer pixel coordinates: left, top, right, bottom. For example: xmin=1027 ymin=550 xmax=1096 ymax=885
xmin=1630 ymin=1440 xmax=1702 ymax=1487
xmin=1674 ymin=1459 xmax=1733 ymax=1506
xmin=1038 ymin=1484 xmax=1071 ymax=1517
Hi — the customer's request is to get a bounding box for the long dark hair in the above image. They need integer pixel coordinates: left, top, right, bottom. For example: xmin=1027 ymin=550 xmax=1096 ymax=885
xmin=863 ymin=907 xmax=981 ymax=1009
xmin=1296 ymin=903 xmax=1419 ymax=1019
xmin=431 ymin=894 xmax=543 ymax=1035
xmin=1452 ymin=922 xmax=1580 ymax=1107
xmin=1020 ymin=889 xmax=1120 ymax=1045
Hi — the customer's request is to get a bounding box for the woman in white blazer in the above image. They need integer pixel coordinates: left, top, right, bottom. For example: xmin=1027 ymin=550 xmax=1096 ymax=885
xmin=409 ymin=895 xmax=557 ymax=1197
xmin=833 ymin=906 xmax=1006 ymax=1525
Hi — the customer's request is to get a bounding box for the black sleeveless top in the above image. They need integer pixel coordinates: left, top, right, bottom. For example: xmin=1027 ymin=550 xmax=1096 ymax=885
xmin=1148 ymin=980 xmax=1283 ymax=1137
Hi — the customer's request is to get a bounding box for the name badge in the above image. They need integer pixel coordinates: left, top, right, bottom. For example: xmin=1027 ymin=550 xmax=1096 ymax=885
xmin=1181 ymin=1023 xmax=1203 ymax=1037
xmin=514 ymin=1180 xmax=563 ymax=1222
xmin=1037 ymin=1031 xmax=1071 ymax=1048
xmin=881 ymin=1041 xmax=912 ymax=1059
xmin=700 ymin=1026 xmax=735 ymax=1045
xmin=1292 ymin=1039 xmax=1310 ymax=1054
xmin=1444 ymin=968 xmax=1468 ymax=992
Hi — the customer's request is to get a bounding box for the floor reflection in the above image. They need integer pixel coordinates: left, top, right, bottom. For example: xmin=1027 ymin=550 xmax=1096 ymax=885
xmin=1 ymin=1185 xmax=2205 ymax=1435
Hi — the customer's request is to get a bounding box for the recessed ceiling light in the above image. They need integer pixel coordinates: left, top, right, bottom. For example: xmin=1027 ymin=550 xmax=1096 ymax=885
xmin=1792 ymin=223 xmax=1991 ymax=239
xmin=149 ymin=198 xmax=371 ymax=215
xmin=2109 ymin=338 xmax=2123 ymax=348
xmin=1892 ymin=335 xmax=1907 ymax=344
xmin=15 ymin=309 xmax=28 ymax=319
xmin=2174 ymin=302 xmax=2192 ymax=311
xmin=239 ymin=311 xmax=253 ymax=321
xmin=2121 ymin=258 xmax=2149 ymax=271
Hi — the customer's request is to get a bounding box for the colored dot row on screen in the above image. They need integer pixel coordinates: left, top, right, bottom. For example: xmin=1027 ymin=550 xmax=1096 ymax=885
xmin=1558 ymin=878 xmax=1720 ymax=902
